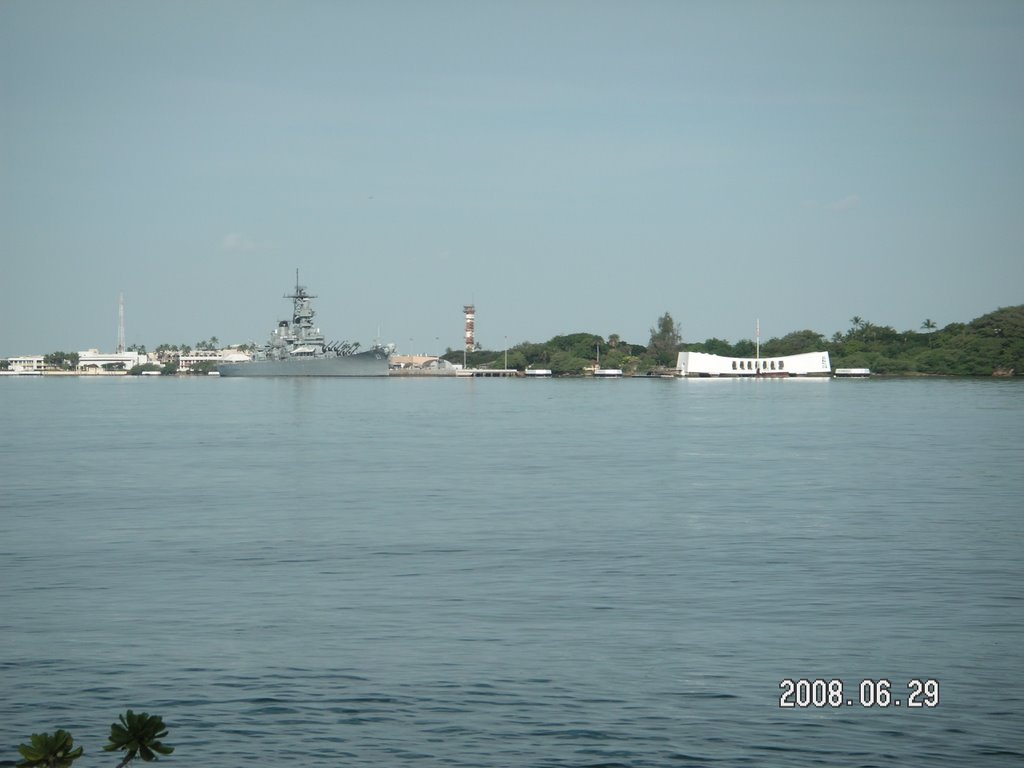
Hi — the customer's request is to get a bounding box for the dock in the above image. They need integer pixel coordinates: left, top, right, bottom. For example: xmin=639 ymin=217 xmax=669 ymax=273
xmin=455 ymin=368 xmax=519 ymax=378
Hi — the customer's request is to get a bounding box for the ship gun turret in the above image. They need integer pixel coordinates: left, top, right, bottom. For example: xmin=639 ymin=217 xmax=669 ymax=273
xmin=325 ymin=340 xmax=361 ymax=356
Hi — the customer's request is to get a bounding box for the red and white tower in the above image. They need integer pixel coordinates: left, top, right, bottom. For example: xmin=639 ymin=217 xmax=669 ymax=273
xmin=463 ymin=304 xmax=476 ymax=352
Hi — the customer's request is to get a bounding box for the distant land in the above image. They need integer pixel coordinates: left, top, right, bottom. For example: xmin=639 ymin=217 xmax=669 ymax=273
xmin=3 ymin=305 xmax=1021 ymax=377
xmin=443 ymin=305 xmax=1024 ymax=377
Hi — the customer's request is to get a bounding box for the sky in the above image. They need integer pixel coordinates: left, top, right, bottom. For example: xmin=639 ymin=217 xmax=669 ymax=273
xmin=2 ymin=0 xmax=1022 ymax=357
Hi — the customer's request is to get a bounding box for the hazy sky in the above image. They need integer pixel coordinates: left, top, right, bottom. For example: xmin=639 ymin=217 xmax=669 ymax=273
xmin=2 ymin=0 xmax=1022 ymax=356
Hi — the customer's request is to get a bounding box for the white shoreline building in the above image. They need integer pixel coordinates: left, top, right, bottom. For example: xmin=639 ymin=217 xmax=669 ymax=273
xmin=77 ymin=348 xmax=149 ymax=371
xmin=4 ymin=355 xmax=45 ymax=372
xmin=178 ymin=349 xmax=251 ymax=372
xmin=676 ymin=350 xmax=831 ymax=377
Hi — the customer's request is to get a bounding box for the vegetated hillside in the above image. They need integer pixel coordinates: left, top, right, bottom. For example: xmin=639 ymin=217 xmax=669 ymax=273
xmin=818 ymin=305 xmax=1024 ymax=375
xmin=443 ymin=306 xmax=1023 ymax=376
xmin=448 ymin=332 xmax=651 ymax=376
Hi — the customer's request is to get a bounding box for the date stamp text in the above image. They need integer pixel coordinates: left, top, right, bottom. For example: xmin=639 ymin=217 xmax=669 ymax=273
xmin=778 ymin=678 xmax=940 ymax=708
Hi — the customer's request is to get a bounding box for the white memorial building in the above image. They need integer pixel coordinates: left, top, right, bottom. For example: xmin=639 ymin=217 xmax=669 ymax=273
xmin=676 ymin=350 xmax=832 ymax=377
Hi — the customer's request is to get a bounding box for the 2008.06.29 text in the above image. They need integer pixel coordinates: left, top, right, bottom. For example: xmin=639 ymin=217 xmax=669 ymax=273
xmin=779 ymin=679 xmax=940 ymax=708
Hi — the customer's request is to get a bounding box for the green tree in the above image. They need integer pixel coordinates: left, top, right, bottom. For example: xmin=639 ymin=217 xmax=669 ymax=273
xmin=103 ymin=711 xmax=173 ymax=767
xmin=43 ymin=352 xmax=79 ymax=370
xmin=648 ymin=312 xmax=682 ymax=366
xmin=548 ymin=349 xmax=591 ymax=375
xmin=694 ymin=337 xmax=734 ymax=356
xmin=505 ymin=349 xmax=528 ymax=371
xmin=16 ymin=730 xmax=84 ymax=768
xmin=732 ymin=339 xmax=756 ymax=357
xmin=194 ymin=337 xmax=221 ymax=351
xmin=127 ymin=363 xmax=162 ymax=376
xmin=548 ymin=333 xmax=604 ymax=360
xmin=921 ymin=318 xmax=937 ymax=332
xmin=189 ymin=360 xmax=218 ymax=375
xmin=761 ymin=329 xmax=826 ymax=357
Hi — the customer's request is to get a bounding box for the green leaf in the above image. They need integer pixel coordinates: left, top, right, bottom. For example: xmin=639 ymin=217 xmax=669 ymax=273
xmin=104 ymin=710 xmax=173 ymax=764
xmin=15 ymin=730 xmax=83 ymax=768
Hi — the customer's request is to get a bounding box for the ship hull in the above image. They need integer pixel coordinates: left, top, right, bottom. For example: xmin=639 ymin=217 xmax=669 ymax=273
xmin=217 ymin=349 xmax=390 ymax=377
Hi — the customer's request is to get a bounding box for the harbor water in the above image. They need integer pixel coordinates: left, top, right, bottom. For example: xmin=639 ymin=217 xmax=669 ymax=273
xmin=1 ymin=375 xmax=1022 ymax=766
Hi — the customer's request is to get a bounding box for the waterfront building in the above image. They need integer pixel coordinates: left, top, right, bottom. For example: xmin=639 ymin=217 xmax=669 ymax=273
xmin=77 ymin=348 xmax=149 ymax=372
xmin=179 ymin=349 xmax=250 ymax=372
xmin=3 ymin=355 xmax=45 ymax=372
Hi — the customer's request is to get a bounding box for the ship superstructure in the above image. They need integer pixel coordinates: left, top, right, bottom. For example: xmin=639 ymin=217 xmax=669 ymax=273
xmin=218 ymin=274 xmax=393 ymax=377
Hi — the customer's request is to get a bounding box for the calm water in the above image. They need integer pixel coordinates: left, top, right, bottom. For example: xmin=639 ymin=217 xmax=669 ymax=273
xmin=1 ymin=376 xmax=1022 ymax=767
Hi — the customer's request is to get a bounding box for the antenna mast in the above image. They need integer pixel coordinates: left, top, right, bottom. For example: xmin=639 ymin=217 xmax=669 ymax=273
xmin=755 ymin=318 xmax=760 ymax=371
xmin=117 ymin=293 xmax=126 ymax=353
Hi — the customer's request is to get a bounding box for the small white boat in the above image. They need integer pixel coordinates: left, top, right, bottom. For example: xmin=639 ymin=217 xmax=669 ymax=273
xmin=592 ymin=345 xmax=623 ymax=377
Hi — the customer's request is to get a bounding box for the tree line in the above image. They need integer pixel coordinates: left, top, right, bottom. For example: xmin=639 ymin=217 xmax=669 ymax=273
xmin=442 ymin=311 xmax=684 ymax=375
xmin=443 ymin=305 xmax=1024 ymax=376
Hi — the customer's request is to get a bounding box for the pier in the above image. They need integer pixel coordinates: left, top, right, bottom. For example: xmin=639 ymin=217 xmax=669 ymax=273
xmin=455 ymin=368 xmax=519 ymax=378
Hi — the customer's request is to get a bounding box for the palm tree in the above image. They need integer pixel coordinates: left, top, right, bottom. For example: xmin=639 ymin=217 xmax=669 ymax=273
xmin=103 ymin=711 xmax=174 ymax=767
xmin=16 ymin=730 xmax=84 ymax=768
xmin=921 ymin=318 xmax=937 ymax=347
xmin=846 ymin=316 xmax=865 ymax=340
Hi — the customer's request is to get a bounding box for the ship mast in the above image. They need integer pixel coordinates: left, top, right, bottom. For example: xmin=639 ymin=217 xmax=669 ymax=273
xmin=285 ymin=269 xmax=317 ymax=328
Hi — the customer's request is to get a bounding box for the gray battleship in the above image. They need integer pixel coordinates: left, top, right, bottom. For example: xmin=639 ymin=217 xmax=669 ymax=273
xmin=218 ymin=275 xmax=393 ymax=377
